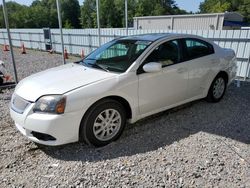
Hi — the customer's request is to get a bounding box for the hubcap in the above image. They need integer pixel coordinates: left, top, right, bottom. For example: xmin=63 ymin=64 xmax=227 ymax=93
xmin=213 ymin=77 xmax=225 ymax=99
xmin=93 ymin=109 xmax=121 ymax=141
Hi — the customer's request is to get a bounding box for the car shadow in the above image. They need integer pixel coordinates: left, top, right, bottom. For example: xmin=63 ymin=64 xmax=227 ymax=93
xmin=40 ymin=81 xmax=250 ymax=162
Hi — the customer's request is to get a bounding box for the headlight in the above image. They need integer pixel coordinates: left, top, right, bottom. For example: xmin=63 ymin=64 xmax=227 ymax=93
xmin=33 ymin=95 xmax=66 ymax=114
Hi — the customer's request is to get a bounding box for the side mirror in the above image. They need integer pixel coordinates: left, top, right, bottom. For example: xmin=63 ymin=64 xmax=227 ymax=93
xmin=143 ymin=62 xmax=162 ymax=73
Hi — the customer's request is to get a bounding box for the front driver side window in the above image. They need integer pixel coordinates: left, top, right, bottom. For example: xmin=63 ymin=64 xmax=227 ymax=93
xmin=144 ymin=40 xmax=181 ymax=67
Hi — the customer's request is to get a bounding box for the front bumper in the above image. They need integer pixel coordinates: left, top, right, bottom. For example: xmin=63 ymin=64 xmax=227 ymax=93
xmin=10 ymin=103 xmax=83 ymax=146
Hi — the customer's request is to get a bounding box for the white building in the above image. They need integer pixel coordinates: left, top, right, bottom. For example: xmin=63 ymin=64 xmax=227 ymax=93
xmin=133 ymin=12 xmax=245 ymax=30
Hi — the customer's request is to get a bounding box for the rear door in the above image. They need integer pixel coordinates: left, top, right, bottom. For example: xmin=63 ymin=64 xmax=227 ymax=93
xmin=182 ymin=38 xmax=217 ymax=98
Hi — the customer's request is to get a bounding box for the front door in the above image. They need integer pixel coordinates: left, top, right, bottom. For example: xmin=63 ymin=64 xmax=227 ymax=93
xmin=138 ymin=39 xmax=189 ymax=115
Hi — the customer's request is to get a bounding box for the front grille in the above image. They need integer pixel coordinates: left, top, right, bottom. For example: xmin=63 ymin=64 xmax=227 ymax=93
xmin=11 ymin=94 xmax=30 ymax=114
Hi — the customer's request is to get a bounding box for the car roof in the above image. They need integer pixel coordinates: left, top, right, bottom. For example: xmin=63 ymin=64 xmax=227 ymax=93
xmin=120 ymin=33 xmax=182 ymax=42
xmin=120 ymin=33 xmax=170 ymax=41
xmin=118 ymin=33 xmax=210 ymax=43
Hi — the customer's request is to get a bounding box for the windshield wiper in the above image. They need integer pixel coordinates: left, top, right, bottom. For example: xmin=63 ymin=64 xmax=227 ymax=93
xmin=93 ymin=63 xmax=109 ymax=72
xmin=80 ymin=59 xmax=92 ymax=67
xmin=81 ymin=59 xmax=109 ymax=72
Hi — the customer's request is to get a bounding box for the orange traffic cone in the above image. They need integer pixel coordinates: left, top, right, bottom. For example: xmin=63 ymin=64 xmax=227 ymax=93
xmin=64 ymin=48 xmax=68 ymax=59
xmin=80 ymin=49 xmax=85 ymax=59
xmin=4 ymin=74 xmax=11 ymax=82
xmin=20 ymin=43 xmax=26 ymax=54
xmin=3 ymin=44 xmax=9 ymax=51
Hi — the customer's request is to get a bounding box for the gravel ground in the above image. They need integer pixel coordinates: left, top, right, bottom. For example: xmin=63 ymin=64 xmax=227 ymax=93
xmin=0 ymin=47 xmax=249 ymax=187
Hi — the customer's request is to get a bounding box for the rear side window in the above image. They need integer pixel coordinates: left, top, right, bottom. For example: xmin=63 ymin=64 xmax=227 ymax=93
xmin=184 ymin=38 xmax=214 ymax=60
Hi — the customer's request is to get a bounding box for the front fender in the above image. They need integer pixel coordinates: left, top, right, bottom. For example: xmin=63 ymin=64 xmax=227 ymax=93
xmin=64 ymin=72 xmax=139 ymax=123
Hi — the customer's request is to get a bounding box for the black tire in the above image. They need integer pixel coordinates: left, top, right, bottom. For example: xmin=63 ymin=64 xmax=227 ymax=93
xmin=206 ymin=74 xmax=227 ymax=103
xmin=79 ymin=99 xmax=126 ymax=147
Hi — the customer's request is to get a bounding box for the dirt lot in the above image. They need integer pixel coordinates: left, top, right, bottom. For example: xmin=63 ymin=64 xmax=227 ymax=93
xmin=0 ymin=48 xmax=249 ymax=187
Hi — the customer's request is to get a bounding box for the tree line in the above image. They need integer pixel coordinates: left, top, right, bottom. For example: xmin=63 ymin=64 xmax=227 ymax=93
xmin=0 ymin=0 xmax=81 ymax=28
xmin=200 ymin=0 xmax=250 ymax=23
xmin=81 ymin=0 xmax=187 ymax=28
xmin=0 ymin=0 xmax=249 ymax=29
xmin=0 ymin=0 xmax=186 ymax=28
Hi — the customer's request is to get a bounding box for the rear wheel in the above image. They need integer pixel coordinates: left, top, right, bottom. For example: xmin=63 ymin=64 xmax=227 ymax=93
xmin=206 ymin=74 xmax=227 ymax=102
xmin=79 ymin=99 xmax=126 ymax=147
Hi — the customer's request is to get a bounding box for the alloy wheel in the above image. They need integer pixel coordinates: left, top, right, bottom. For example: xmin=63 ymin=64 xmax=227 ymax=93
xmin=93 ymin=109 xmax=122 ymax=141
xmin=213 ymin=77 xmax=225 ymax=99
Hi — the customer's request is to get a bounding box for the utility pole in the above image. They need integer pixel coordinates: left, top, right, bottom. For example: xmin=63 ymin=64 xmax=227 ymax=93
xmin=2 ymin=0 xmax=18 ymax=83
xmin=96 ymin=0 xmax=101 ymax=46
xmin=56 ymin=0 xmax=66 ymax=64
xmin=125 ymin=0 xmax=128 ymax=36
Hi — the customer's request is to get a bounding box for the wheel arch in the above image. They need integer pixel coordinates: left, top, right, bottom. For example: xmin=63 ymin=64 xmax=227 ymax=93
xmin=80 ymin=95 xmax=132 ymax=125
xmin=205 ymin=70 xmax=229 ymax=97
xmin=101 ymin=95 xmax=132 ymax=119
xmin=82 ymin=95 xmax=133 ymax=119
xmin=217 ymin=71 xmax=228 ymax=84
xmin=78 ymin=95 xmax=132 ymax=143
xmin=205 ymin=70 xmax=228 ymax=96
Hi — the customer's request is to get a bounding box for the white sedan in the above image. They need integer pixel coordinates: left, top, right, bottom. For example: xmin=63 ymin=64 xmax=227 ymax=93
xmin=10 ymin=33 xmax=237 ymax=147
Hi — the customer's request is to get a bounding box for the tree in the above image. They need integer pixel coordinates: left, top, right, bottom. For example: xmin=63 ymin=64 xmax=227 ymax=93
xmin=114 ymin=0 xmax=137 ymax=27
xmin=61 ymin=0 xmax=81 ymax=28
xmin=80 ymin=0 xmax=96 ymax=28
xmin=80 ymin=0 xmax=186 ymax=28
xmin=0 ymin=2 xmax=28 ymax=28
xmin=0 ymin=0 xmax=187 ymax=28
xmin=200 ymin=0 xmax=231 ymax=13
xmin=239 ymin=0 xmax=250 ymax=23
xmin=0 ymin=0 xmax=81 ymax=28
xmin=29 ymin=0 xmax=58 ymax=28
xmin=64 ymin=19 xmax=73 ymax=28
xmin=199 ymin=0 xmax=250 ymax=23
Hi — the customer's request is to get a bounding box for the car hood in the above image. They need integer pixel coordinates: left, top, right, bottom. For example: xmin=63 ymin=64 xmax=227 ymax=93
xmin=15 ymin=63 xmax=117 ymax=102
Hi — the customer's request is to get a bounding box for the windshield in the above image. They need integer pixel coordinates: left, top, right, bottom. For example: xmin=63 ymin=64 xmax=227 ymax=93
xmin=80 ymin=39 xmax=151 ymax=73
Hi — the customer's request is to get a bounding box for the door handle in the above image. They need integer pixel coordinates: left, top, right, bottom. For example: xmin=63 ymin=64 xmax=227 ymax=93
xmin=177 ymin=67 xmax=187 ymax=73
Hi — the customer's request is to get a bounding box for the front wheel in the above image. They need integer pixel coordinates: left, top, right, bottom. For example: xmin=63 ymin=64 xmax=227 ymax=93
xmin=206 ymin=75 xmax=227 ymax=103
xmin=79 ymin=99 xmax=126 ymax=147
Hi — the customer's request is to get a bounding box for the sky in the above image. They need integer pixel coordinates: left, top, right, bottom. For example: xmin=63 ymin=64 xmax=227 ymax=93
xmin=175 ymin=0 xmax=203 ymax=12
xmin=4 ymin=0 xmax=204 ymax=13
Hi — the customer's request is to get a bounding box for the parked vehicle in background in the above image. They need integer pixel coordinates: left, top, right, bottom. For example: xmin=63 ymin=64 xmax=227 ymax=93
xmin=0 ymin=60 xmax=11 ymax=85
xmin=10 ymin=33 xmax=237 ymax=147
